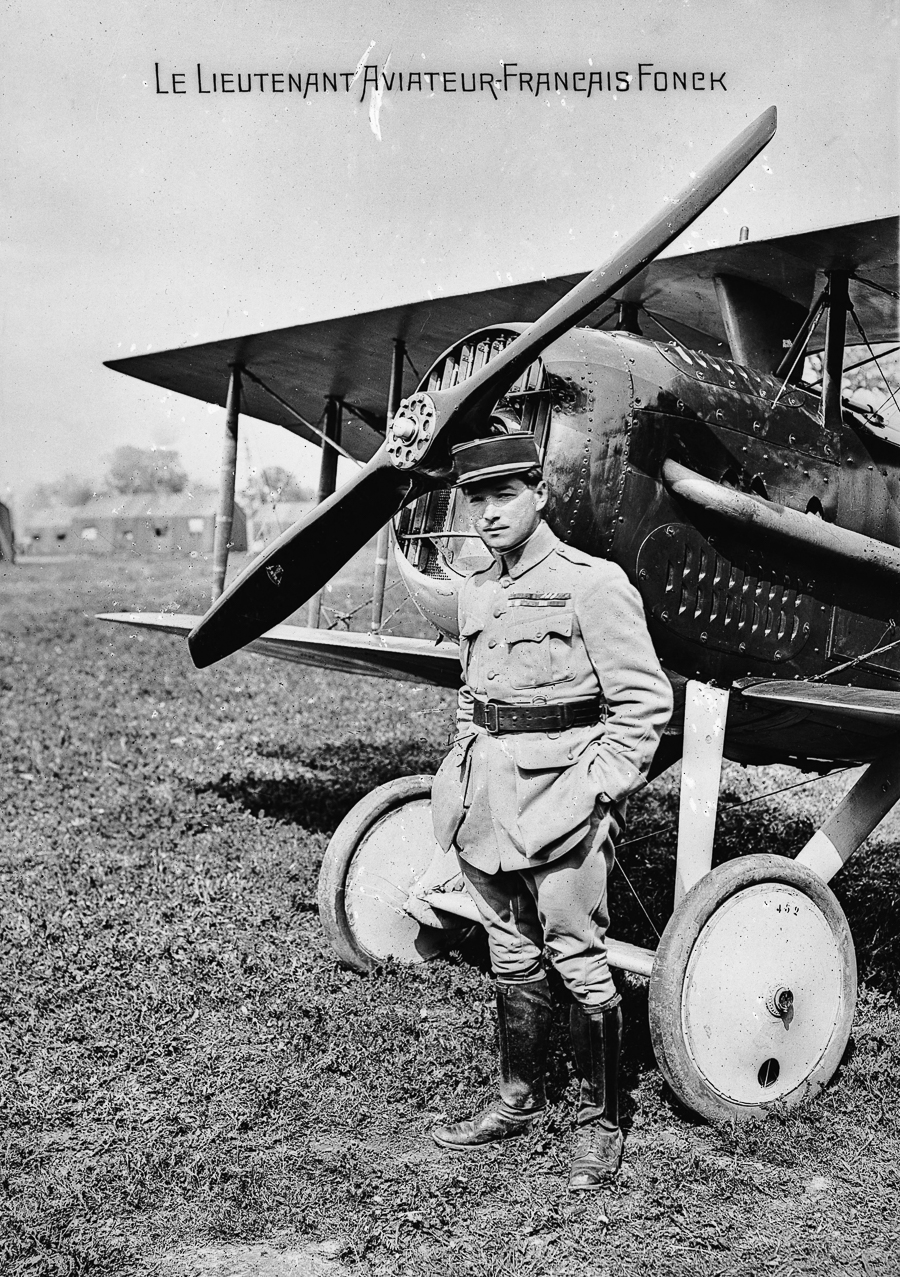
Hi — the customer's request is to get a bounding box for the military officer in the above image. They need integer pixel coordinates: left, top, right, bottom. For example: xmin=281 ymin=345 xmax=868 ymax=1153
xmin=430 ymin=431 xmax=673 ymax=1189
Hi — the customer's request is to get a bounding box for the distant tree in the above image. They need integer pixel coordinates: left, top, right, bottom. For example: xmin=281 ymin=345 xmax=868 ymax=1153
xmin=28 ymin=473 xmax=96 ymax=508
xmin=27 ymin=482 xmax=54 ymax=509
xmin=57 ymin=474 xmax=96 ymax=506
xmin=804 ymin=346 xmax=900 ymax=401
xmin=259 ymin=466 xmax=310 ymax=501
xmin=799 ymin=347 xmax=900 ymax=431
xmin=105 ymin=446 xmax=188 ymax=495
xmin=844 ymin=347 xmax=900 ymax=408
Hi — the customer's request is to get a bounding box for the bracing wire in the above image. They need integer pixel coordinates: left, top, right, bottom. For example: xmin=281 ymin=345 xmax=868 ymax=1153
xmin=639 ymin=306 xmax=685 ymax=347
xmin=613 ymin=859 xmax=663 ymax=941
xmin=846 ymin=303 xmax=900 ymax=422
xmin=808 ymin=343 xmax=900 ymax=385
xmin=323 ymin=579 xmax=402 ymax=631
xmin=809 ymin=631 xmax=900 ymax=683
xmin=403 ymin=348 xmax=421 ymax=383
xmin=770 ymin=293 xmax=828 ymax=410
xmin=616 ymin=766 xmax=855 ymax=855
xmin=241 ymin=367 xmax=363 ymax=466
xmin=613 ymin=765 xmax=855 ymax=939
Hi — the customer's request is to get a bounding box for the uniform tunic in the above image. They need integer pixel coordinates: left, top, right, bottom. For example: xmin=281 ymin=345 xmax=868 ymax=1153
xmin=431 ymin=520 xmax=672 ymax=1005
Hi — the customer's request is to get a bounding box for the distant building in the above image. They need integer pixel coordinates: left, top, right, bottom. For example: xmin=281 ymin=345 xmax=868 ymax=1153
xmin=246 ymin=500 xmax=313 ymax=551
xmin=21 ymin=490 xmax=246 ymax=555
xmin=0 ymin=499 xmax=14 ymax=562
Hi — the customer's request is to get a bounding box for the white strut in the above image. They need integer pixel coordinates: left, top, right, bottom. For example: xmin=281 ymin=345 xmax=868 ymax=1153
xmin=674 ymin=680 xmax=730 ymax=905
xmin=796 ymin=739 xmax=900 ymax=881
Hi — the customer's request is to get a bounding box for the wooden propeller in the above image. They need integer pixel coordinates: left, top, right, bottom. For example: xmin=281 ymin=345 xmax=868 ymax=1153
xmin=188 ymin=106 xmax=776 ymax=668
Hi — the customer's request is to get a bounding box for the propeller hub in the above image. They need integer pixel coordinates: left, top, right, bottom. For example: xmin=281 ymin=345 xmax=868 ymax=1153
xmin=387 ymin=392 xmax=437 ymax=469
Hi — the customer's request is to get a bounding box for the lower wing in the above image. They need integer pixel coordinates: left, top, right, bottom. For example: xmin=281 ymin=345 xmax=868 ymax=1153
xmin=738 ymin=679 xmax=900 ymax=734
xmin=98 ymin=613 xmax=461 ymax=688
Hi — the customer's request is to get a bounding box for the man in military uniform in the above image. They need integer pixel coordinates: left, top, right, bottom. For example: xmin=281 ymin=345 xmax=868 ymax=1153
xmin=430 ymin=432 xmax=672 ymax=1189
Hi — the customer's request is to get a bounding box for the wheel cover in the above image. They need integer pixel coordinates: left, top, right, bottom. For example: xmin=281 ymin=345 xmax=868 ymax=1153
xmin=649 ymin=854 xmax=857 ymax=1121
xmin=681 ymin=881 xmax=846 ymax=1106
xmin=343 ymin=795 xmax=454 ymax=964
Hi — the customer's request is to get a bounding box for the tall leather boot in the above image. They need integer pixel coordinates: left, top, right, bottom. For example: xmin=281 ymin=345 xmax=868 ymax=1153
xmin=568 ymin=998 xmax=624 ymax=1190
xmin=431 ymin=977 xmax=553 ymax=1150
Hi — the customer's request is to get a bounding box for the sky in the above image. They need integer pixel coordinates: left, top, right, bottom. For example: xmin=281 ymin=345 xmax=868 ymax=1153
xmin=3 ymin=0 xmax=898 ymax=515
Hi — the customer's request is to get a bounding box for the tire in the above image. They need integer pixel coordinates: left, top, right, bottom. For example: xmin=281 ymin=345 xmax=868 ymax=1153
xmin=648 ymin=853 xmax=857 ymax=1122
xmin=317 ymin=774 xmax=468 ymax=974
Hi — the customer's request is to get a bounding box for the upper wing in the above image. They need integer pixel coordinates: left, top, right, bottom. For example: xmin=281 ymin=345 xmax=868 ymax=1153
xmin=98 ymin=613 xmax=461 ymax=688
xmin=103 ymin=277 xmax=586 ymax=462
xmin=619 ymin=215 xmax=898 ymax=356
xmin=105 ymin=216 xmax=898 ymax=459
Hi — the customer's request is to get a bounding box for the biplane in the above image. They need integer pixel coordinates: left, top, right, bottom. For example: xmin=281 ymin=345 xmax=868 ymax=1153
xmin=100 ymin=106 xmax=900 ymax=1123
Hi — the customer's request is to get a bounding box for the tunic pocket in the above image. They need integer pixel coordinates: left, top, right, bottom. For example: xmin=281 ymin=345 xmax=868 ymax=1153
xmin=505 ymin=608 xmax=574 ymax=689
xmin=431 ymin=734 xmax=476 ymax=851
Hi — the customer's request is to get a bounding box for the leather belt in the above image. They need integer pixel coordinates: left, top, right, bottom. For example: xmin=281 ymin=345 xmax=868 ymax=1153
xmin=472 ymin=697 xmax=603 ymax=735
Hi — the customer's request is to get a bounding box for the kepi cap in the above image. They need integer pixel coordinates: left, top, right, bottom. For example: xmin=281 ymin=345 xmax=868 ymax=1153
xmin=451 ymin=434 xmax=541 ymax=486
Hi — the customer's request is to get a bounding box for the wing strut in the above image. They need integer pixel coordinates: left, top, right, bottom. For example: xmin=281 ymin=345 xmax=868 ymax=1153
xmin=822 ymin=271 xmax=849 ymax=430
xmin=307 ymin=396 xmax=343 ymax=627
xmin=773 ymin=289 xmax=827 ymax=382
xmin=212 ymin=364 xmax=242 ymax=601
xmin=796 ymin=739 xmax=900 ymax=882
xmin=371 ymin=338 xmax=406 ymax=632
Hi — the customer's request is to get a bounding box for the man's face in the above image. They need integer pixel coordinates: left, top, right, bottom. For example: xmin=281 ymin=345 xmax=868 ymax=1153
xmin=462 ymin=475 xmax=548 ymax=554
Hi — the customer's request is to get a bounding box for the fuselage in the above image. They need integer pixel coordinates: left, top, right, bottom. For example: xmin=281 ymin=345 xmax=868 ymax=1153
xmin=394 ymin=325 xmax=900 ymax=768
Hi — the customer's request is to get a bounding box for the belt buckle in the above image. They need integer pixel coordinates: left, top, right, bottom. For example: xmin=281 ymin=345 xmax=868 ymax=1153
xmin=484 ymin=701 xmax=501 ymax=734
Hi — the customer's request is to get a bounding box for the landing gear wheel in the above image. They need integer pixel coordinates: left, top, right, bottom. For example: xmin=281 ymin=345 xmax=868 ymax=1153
xmin=317 ymin=775 xmax=468 ymax=974
xmin=649 ymin=854 xmax=857 ymax=1122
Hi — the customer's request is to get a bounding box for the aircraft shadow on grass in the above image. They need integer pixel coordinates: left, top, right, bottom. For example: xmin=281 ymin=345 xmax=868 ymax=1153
xmin=199 ymin=738 xmax=445 ymax=834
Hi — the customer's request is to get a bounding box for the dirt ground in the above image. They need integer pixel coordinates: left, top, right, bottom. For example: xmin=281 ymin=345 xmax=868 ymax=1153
xmin=2 ymin=551 xmax=899 ymax=1276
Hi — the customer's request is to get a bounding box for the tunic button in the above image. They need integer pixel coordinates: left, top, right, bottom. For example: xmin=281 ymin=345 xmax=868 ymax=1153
xmin=488 ymin=640 xmax=497 ymax=649
xmin=493 ymin=607 xmax=504 ymax=618
xmin=500 ymin=577 xmax=512 ymax=589
xmin=487 ymin=670 xmax=497 ymax=679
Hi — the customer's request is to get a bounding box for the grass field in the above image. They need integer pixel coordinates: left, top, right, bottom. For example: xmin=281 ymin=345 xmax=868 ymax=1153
xmin=2 ymin=548 xmax=899 ymax=1277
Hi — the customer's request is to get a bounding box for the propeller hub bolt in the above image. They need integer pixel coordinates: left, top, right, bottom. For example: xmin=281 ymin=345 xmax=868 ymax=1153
xmin=392 ymin=419 xmax=419 ymax=444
